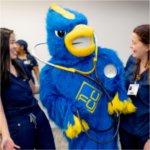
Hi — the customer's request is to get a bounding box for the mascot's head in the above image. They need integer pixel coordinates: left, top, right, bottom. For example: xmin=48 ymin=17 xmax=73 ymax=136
xmin=46 ymin=4 xmax=96 ymax=61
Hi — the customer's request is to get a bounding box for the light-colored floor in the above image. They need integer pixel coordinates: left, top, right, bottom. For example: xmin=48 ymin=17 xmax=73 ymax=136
xmin=52 ymin=127 xmax=68 ymax=150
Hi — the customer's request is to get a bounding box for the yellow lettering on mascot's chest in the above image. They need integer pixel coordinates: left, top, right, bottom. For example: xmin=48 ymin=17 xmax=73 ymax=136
xmin=76 ymin=81 xmax=102 ymax=113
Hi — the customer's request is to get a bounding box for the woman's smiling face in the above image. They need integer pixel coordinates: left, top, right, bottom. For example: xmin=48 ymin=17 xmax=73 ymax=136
xmin=9 ymin=33 xmax=17 ymax=60
xmin=130 ymin=32 xmax=149 ymax=59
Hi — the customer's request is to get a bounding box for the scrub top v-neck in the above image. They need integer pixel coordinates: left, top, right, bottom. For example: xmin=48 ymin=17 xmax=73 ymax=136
xmin=1 ymin=66 xmax=37 ymax=114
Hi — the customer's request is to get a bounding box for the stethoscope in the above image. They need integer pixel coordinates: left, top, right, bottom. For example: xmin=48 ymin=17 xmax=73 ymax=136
xmin=32 ymin=42 xmax=120 ymax=144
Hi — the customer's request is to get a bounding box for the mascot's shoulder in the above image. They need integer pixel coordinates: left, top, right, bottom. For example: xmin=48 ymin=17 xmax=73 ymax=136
xmin=40 ymin=64 xmax=55 ymax=80
xmin=98 ymin=47 xmax=123 ymax=66
xmin=98 ymin=47 xmax=118 ymax=59
xmin=40 ymin=64 xmax=63 ymax=82
xmin=41 ymin=64 xmax=52 ymax=75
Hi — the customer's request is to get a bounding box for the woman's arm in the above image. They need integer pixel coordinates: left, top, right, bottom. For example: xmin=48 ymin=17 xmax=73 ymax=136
xmin=30 ymin=55 xmax=39 ymax=84
xmin=0 ymin=98 xmax=20 ymax=150
xmin=32 ymin=66 xmax=39 ymax=83
xmin=0 ymin=98 xmax=10 ymax=140
xmin=29 ymin=79 xmax=39 ymax=94
xmin=144 ymin=139 xmax=150 ymax=150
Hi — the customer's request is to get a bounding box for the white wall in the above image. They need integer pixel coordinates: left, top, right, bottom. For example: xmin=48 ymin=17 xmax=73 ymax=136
xmin=0 ymin=0 xmax=149 ymax=69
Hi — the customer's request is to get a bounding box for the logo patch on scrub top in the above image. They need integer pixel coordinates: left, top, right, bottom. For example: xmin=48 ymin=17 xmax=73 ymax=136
xmin=24 ymin=60 xmax=31 ymax=65
xmin=76 ymin=81 xmax=102 ymax=113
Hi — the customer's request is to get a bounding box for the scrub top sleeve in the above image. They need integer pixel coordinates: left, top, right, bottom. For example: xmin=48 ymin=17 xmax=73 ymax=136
xmin=125 ymin=55 xmax=136 ymax=70
xmin=30 ymin=55 xmax=38 ymax=67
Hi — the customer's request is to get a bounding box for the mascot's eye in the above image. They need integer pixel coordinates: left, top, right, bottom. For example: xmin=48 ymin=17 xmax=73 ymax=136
xmin=55 ymin=30 xmax=66 ymax=38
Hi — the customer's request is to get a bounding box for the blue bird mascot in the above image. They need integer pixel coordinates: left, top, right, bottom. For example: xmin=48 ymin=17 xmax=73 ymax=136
xmin=40 ymin=4 xmax=136 ymax=149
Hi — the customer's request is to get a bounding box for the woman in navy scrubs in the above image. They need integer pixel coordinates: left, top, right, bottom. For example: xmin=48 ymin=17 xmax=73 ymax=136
xmin=16 ymin=40 xmax=39 ymax=84
xmin=119 ymin=24 xmax=150 ymax=149
xmin=0 ymin=28 xmax=55 ymax=149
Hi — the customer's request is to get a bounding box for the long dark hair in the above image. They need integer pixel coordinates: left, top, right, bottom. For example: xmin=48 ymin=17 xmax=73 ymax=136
xmin=0 ymin=28 xmax=27 ymax=89
xmin=133 ymin=24 xmax=150 ymax=80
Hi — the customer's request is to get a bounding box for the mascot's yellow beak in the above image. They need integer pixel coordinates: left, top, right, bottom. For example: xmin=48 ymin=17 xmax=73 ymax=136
xmin=65 ymin=24 xmax=96 ymax=57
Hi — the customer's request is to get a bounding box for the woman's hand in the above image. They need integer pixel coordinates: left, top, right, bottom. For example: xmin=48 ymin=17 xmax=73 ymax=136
xmin=29 ymin=79 xmax=39 ymax=94
xmin=1 ymin=136 xmax=20 ymax=150
xmin=144 ymin=139 xmax=150 ymax=150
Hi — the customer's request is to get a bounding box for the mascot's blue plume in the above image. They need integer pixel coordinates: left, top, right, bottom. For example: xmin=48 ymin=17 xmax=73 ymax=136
xmin=40 ymin=4 xmax=136 ymax=149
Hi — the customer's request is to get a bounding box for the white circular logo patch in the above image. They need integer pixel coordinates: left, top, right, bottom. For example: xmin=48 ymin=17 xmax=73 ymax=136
xmin=104 ymin=64 xmax=117 ymax=78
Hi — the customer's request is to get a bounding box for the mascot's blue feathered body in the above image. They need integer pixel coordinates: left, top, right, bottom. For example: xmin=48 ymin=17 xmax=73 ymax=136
xmin=40 ymin=4 xmax=136 ymax=149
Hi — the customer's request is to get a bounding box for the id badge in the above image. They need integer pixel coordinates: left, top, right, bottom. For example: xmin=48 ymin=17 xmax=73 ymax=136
xmin=127 ymin=84 xmax=139 ymax=96
xmin=24 ymin=60 xmax=30 ymax=65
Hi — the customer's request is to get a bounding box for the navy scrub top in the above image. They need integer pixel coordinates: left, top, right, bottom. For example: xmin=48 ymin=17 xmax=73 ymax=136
xmin=16 ymin=54 xmax=38 ymax=82
xmin=120 ymin=55 xmax=149 ymax=139
xmin=1 ymin=62 xmax=37 ymax=114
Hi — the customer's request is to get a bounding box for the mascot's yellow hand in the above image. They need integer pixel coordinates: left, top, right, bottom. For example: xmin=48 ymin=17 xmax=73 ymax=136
xmin=108 ymin=93 xmax=124 ymax=115
xmin=65 ymin=115 xmax=89 ymax=139
xmin=122 ymin=99 xmax=136 ymax=114
xmin=108 ymin=93 xmax=136 ymax=115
